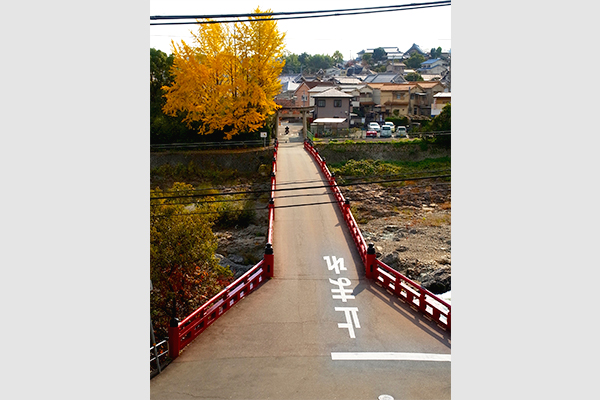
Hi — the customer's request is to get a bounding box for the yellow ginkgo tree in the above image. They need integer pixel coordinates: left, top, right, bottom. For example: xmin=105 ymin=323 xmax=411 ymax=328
xmin=162 ymin=8 xmax=286 ymax=140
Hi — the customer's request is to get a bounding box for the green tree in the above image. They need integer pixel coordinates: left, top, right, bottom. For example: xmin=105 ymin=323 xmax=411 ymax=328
xmin=282 ymin=52 xmax=301 ymax=74
xmin=405 ymin=72 xmax=424 ymax=81
xmin=298 ymin=52 xmax=310 ymax=66
xmin=429 ymin=47 xmax=443 ymax=59
xmin=306 ymin=53 xmax=334 ymax=73
xmin=373 ymin=47 xmax=387 ymax=63
xmin=429 ymin=102 xmax=451 ymax=132
xmin=332 ymin=50 xmax=344 ymax=64
xmin=405 ymin=52 xmax=426 ymax=69
xmin=150 ymin=182 xmax=233 ymax=337
xmin=361 ymin=53 xmax=373 ymax=68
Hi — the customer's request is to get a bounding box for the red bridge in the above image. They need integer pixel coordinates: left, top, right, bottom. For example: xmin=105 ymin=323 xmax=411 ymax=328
xmin=151 ymin=133 xmax=451 ymax=400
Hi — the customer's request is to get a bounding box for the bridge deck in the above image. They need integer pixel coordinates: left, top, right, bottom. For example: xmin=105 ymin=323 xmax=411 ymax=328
xmin=151 ymin=132 xmax=450 ymax=400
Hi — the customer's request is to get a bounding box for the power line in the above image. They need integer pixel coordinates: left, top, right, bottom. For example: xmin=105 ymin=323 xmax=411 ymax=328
xmin=150 ymin=2 xmax=451 ymax=26
xmin=150 ymin=174 xmax=450 ymax=200
xmin=150 ymin=2 xmax=448 ymax=20
xmin=149 ymin=169 xmax=450 ymax=200
xmin=150 ymin=179 xmax=451 ymax=208
xmin=150 ymin=185 xmax=451 ymax=218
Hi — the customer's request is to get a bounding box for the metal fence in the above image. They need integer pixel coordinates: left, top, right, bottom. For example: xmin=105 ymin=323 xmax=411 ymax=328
xmin=150 ymin=339 xmax=169 ymax=378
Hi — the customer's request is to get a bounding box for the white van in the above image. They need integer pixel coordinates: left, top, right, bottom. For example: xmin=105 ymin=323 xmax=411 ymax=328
xmin=380 ymin=125 xmax=393 ymax=138
xmin=395 ymin=126 xmax=407 ymax=138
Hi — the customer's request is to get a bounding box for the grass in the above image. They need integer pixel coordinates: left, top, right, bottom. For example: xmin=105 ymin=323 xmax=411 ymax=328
xmin=150 ymin=161 xmax=261 ymax=189
xmin=329 ymin=157 xmax=450 ymax=180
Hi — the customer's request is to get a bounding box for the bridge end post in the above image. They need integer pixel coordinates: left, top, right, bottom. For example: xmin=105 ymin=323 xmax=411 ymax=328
xmin=168 ymin=317 xmax=180 ymax=360
xmin=264 ymin=243 xmax=274 ymax=278
xmin=365 ymin=243 xmax=376 ymax=280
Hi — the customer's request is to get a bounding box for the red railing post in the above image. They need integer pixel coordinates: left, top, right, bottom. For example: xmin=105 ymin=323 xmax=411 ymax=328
xmin=365 ymin=243 xmax=376 ymax=280
xmin=419 ymin=288 xmax=427 ymax=314
xmin=264 ymin=243 xmax=274 ymax=278
xmin=168 ymin=317 xmax=180 ymax=360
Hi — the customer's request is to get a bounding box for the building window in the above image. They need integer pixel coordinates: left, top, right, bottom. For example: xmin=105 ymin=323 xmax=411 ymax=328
xmin=317 ymin=99 xmax=326 ymax=107
xmin=334 ymin=99 xmax=342 ymax=107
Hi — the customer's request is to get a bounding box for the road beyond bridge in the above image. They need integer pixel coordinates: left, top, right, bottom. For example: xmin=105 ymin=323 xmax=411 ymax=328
xmin=150 ymin=137 xmax=451 ymax=400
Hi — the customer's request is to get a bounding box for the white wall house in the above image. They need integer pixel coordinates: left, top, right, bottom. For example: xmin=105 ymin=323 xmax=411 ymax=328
xmin=431 ymin=92 xmax=451 ymax=117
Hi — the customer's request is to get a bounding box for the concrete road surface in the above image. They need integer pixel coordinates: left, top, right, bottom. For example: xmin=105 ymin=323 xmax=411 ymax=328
xmin=150 ymin=142 xmax=451 ymax=400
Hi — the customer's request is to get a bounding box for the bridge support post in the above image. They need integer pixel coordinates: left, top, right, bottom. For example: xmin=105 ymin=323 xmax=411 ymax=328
xmin=302 ymin=110 xmax=307 ymax=139
xmin=365 ymin=243 xmax=376 ymax=280
xmin=264 ymin=243 xmax=274 ymax=278
xmin=168 ymin=317 xmax=180 ymax=360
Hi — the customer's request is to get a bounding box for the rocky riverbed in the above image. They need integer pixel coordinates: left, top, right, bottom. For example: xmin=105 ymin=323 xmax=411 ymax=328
xmin=216 ymin=179 xmax=451 ymax=294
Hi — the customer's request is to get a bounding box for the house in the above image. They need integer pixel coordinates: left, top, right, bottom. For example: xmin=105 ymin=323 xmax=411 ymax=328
xmin=440 ymin=67 xmax=451 ymax=91
xmin=386 ymin=61 xmax=407 ymax=75
xmin=293 ymin=81 xmax=335 ymax=107
xmin=357 ymin=81 xmax=446 ymax=122
xmin=417 ymin=58 xmax=448 ymax=75
xmin=378 ymin=83 xmax=421 ymax=119
xmin=332 ymin=76 xmax=362 ymax=85
xmin=431 ymin=92 xmax=451 ymax=117
xmin=311 ymin=88 xmax=353 ymax=129
xmin=357 ymin=47 xmax=403 ymax=61
xmin=346 ymin=64 xmax=367 ymax=76
xmin=278 ymin=74 xmax=303 ymax=90
xmin=404 ymin=43 xmax=427 ymax=57
xmin=415 ymin=81 xmax=447 ymax=115
xmin=339 ymin=85 xmax=364 ymax=127
xmin=362 ymin=72 xmax=406 ymax=84
xmin=420 ymin=74 xmax=443 ymax=82
xmin=323 ymin=67 xmax=343 ymax=79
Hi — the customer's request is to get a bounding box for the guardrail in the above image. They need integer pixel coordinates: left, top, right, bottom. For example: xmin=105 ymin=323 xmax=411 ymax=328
xmin=304 ymin=139 xmax=450 ymax=331
xmin=150 ymin=339 xmax=169 ymax=378
xmin=169 ymin=260 xmax=269 ymax=358
xmin=166 ymin=140 xmax=278 ymax=361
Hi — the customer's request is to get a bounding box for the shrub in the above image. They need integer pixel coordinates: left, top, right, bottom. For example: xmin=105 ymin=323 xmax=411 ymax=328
xmin=150 ymin=183 xmax=233 ymax=338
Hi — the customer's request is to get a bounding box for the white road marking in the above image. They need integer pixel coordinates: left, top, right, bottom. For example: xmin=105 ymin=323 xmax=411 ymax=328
xmin=331 ymin=352 xmax=451 ymax=362
xmin=323 ymin=256 xmax=346 ymax=274
xmin=334 ymin=307 xmax=360 ymax=338
xmin=329 ymin=277 xmax=355 ymax=302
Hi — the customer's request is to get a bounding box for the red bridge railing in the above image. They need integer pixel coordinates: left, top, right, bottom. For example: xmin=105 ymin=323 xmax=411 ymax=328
xmin=168 ymin=139 xmax=278 ymax=359
xmin=304 ymin=139 xmax=450 ymax=331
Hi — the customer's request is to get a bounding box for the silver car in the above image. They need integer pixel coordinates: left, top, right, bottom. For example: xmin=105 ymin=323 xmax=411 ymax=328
xmin=380 ymin=125 xmax=393 ymax=138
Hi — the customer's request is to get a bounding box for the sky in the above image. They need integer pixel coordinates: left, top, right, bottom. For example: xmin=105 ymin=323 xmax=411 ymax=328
xmin=149 ymin=0 xmax=451 ymax=59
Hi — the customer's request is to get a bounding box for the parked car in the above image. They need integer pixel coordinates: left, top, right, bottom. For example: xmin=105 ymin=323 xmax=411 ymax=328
xmin=366 ymin=130 xmax=378 ymax=138
xmin=380 ymin=125 xmax=393 ymax=138
xmin=395 ymin=126 xmax=407 ymax=138
xmin=368 ymin=122 xmax=380 ymax=132
xmin=383 ymin=121 xmax=395 ymax=131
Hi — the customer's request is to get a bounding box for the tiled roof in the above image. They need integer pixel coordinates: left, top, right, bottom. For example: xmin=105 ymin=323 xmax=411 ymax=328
xmin=379 ymin=84 xmax=419 ymax=92
xmin=416 ymin=81 xmax=445 ymax=89
xmin=311 ymin=88 xmax=353 ymax=98
xmin=302 ymin=81 xmax=334 ymax=89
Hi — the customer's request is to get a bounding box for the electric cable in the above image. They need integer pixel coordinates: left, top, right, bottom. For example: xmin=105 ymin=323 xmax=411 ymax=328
xmin=151 ymin=2 xmax=450 ymax=21
xmin=150 ymin=173 xmax=450 ymax=200
xmin=150 ymin=2 xmax=451 ymax=26
xmin=151 ymin=183 xmax=451 ymax=218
